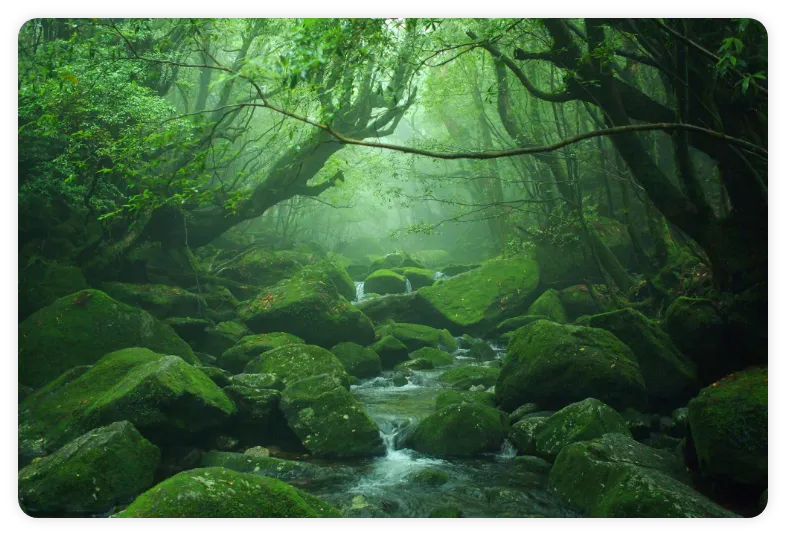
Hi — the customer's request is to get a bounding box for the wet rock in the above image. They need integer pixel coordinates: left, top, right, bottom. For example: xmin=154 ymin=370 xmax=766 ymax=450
xmin=364 ymin=269 xmax=407 ymax=295
xmin=391 ymin=372 xmax=408 ymax=387
xmin=408 ymin=346 xmax=456 ymax=367
xmin=510 ymin=403 xmax=540 ymax=423
xmin=527 ymin=289 xmax=567 ymax=323
xmin=216 ymin=247 xmax=312 ymax=288
xmin=376 ymin=322 xmax=456 ymax=352
xmin=513 ymin=455 xmax=552 ymax=475
xmin=408 ymin=402 xmax=509 ymax=457
xmin=357 ymin=293 xmax=419 ymax=324
xmin=410 ymin=467 xmax=449 ymax=487
xmin=509 ymin=417 xmax=547 ymax=454
xmin=489 ymin=315 xmax=548 ymax=339
xmin=458 ymin=335 xmax=496 ymax=360
xmin=244 ymin=344 xmax=349 ymax=389
xmin=218 ymin=332 xmax=305 ymax=373
xmin=394 ymin=358 xmax=434 ymax=373
xmin=439 ymin=365 xmax=499 ymax=391
xmin=370 ymin=335 xmax=410 ymax=369
xmin=392 ymin=267 xmax=437 ymax=290
xmin=330 ymin=342 xmax=382 ymax=379
xmin=435 ymin=390 xmax=495 ymax=410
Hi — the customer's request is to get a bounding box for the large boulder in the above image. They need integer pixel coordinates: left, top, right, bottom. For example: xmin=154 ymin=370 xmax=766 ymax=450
xmin=578 ymin=308 xmax=698 ymax=409
xmin=218 ymin=332 xmax=305 ymax=373
xmin=488 ymin=315 xmax=548 ymax=339
xmin=364 ymin=269 xmax=407 ymax=295
xmin=550 ymin=433 xmax=737 ymax=517
xmin=375 ymin=322 xmax=456 ymax=352
xmin=330 ymin=342 xmax=382 ymax=379
xmin=238 ymin=275 xmax=374 ymax=348
xmin=560 ymin=284 xmax=610 ymax=320
xmin=531 ymin=398 xmax=631 ymax=462
xmin=200 ymin=320 xmax=249 ymax=357
xmin=216 ymin=247 xmax=314 ymax=287
xmin=299 ymin=259 xmax=356 ymax=301
xmin=244 ymin=344 xmax=349 ymax=389
xmin=687 ymin=368 xmax=767 ymax=488
xmin=407 ymin=402 xmax=509 ymax=457
xmin=496 ymin=320 xmax=647 ymax=412
xmin=369 ymin=336 xmax=410 ymax=369
xmin=280 ymin=374 xmax=384 ymax=457
xmin=19 ymin=290 xmax=198 ymax=389
xmin=409 ymin=347 xmax=456 ymax=368
xmin=114 ymin=467 xmax=340 ymax=517
xmin=439 ymin=366 xmax=499 ymax=391
xmin=19 ymin=348 xmax=235 ymax=460
xmin=356 ymin=293 xmax=419 ymax=324
xmin=526 ymin=289 xmax=567 ymax=323
xmin=222 ymin=376 xmax=284 ymax=446
xmin=18 ymin=258 xmax=87 ymax=321
xmin=18 ymin=421 xmax=160 ymax=516
xmin=102 ymin=282 xmax=206 ymax=319
xmin=392 ymin=267 xmax=436 ymax=290
xmin=664 ymin=297 xmax=726 ymax=383
xmin=435 ymin=390 xmax=495 ymax=410
xmin=412 ymin=256 xmax=540 ymax=335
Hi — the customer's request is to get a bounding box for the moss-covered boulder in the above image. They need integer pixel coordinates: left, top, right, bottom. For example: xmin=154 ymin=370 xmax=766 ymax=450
xmin=409 ymin=347 xmax=456 ymax=368
xmin=198 ymin=366 xmax=232 ymax=387
xmin=413 ymin=256 xmax=540 ymax=335
xmin=201 ymin=284 xmax=240 ymax=321
xmin=439 ymin=366 xmax=499 ymax=390
xmin=560 ymin=284 xmax=610 ymax=320
xmin=164 ymin=317 xmax=214 ymax=349
xmin=369 ymin=252 xmax=407 ymax=271
xmin=19 ymin=290 xmax=198 ymax=389
xmin=299 ymin=259 xmax=356 ymax=301
xmin=369 ymin=336 xmax=410 ymax=369
xmin=549 ymin=433 xmax=736 ymax=517
xmin=392 ymin=267 xmax=436 ymax=290
xmin=441 ymin=264 xmax=480 ymax=277
xmin=200 ymin=321 xmax=248 ymax=357
xmin=330 ymin=342 xmax=382 ymax=379
xmin=410 ymin=468 xmax=449 ymax=487
xmin=458 ymin=335 xmax=496 ymax=360
xmin=218 ymin=332 xmax=304 ymax=373
xmin=244 ymin=344 xmax=349 ymax=389
xmin=19 ymin=258 xmax=88 ymax=320
xmin=239 ymin=276 xmax=374 ymax=348
xmin=114 ymin=467 xmax=340 ymax=517
xmin=509 ymin=416 xmax=548 ymax=454
xmin=19 ymin=348 xmax=235 ymax=459
xmin=18 ymin=421 xmax=159 ymax=516
xmin=435 ymin=390 xmax=495 ymax=410
xmin=102 ymin=282 xmax=207 ymax=319
xmin=407 ymin=403 xmax=509 ymax=457
xmin=218 ymin=247 xmax=314 ymax=287
xmin=578 ymin=308 xmax=698 ymax=409
xmin=375 ymin=322 xmax=456 ymax=352
xmin=665 ymin=297 xmax=726 ymax=382
xmin=526 ymin=289 xmax=567 ymax=323
xmin=280 ymin=374 xmax=384 ymax=457
xmin=532 ymin=398 xmax=631 ymax=462
xmin=200 ymin=451 xmax=335 ymax=482
xmin=394 ymin=358 xmax=434 ymax=373
xmin=222 ymin=378 xmax=283 ymax=446
xmin=364 ymin=269 xmax=407 ymax=295
xmin=496 ymin=320 xmax=646 ymax=412
xmin=356 ymin=293 xmax=419 ymax=324
xmin=687 ymin=368 xmax=767 ymax=488
xmin=488 ymin=315 xmax=548 ymax=339
xmin=346 ymin=264 xmax=370 ymax=281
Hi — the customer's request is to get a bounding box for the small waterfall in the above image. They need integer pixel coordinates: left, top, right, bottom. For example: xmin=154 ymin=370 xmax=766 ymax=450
xmin=404 ymin=278 xmax=413 ymax=293
xmin=353 ymin=281 xmax=365 ymax=304
xmin=496 ymin=439 xmax=518 ymax=461
xmin=433 ymin=271 xmax=450 ymax=281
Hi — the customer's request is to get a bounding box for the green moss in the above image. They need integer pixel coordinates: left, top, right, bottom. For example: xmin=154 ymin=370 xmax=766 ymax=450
xmin=409 ymin=347 xmax=456 ymax=368
xmin=687 ymin=367 xmax=767 ymax=487
xmin=441 ymin=264 xmax=480 ymax=277
xmin=114 ymin=467 xmax=341 ymax=517
xmin=102 ymin=282 xmax=206 ymax=319
xmin=560 ymin=284 xmax=611 ymax=320
xmin=299 ymin=259 xmax=356 ymax=301
xmin=200 ymin=451 xmax=332 ymax=481
xmin=414 ymin=256 xmax=540 ymax=334
xmin=330 ymin=342 xmax=382 ymax=379
xmin=364 ymin=269 xmax=407 ymax=295
xmin=165 ymin=317 xmax=214 ymax=349
xmin=356 ymin=293 xmax=419 ymax=325
xmin=219 ymin=332 xmax=305 ymax=373
xmin=18 ymin=259 xmax=87 ymax=320
xmin=19 ymin=290 xmax=198 ymax=389
xmin=392 ymin=267 xmax=436 ymax=290
xmin=19 ymin=348 xmax=235 ymax=457
xmin=218 ymin=247 xmax=312 ymax=287
xmin=408 ymin=402 xmax=509 ymax=457
xmin=489 ymin=315 xmax=548 ymax=338
xmin=369 ymin=335 xmax=410 ymax=369
xmin=410 ymin=468 xmax=449 ymax=487
xmin=394 ymin=358 xmax=434 ymax=373
xmin=439 ymin=366 xmax=499 ymax=390
xmin=244 ymin=344 xmax=349 ymax=389
xmin=526 ymin=289 xmax=568 ymax=323
xmin=435 ymin=390 xmax=495 ymax=410
xmin=375 ymin=322 xmax=452 ymax=352
xmin=509 ymin=416 xmax=547 ymax=454
xmin=201 ymin=321 xmax=249 ymax=356
xmin=578 ymin=308 xmax=698 ymax=409
xmin=458 ymin=335 xmax=496 ymax=360
xmin=280 ymin=374 xmax=384 ymax=457
xmin=18 ymin=421 xmax=160 ymax=516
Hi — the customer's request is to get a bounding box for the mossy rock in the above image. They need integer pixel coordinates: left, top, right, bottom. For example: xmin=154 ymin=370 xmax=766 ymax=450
xmin=18 ymin=258 xmax=88 ymax=321
xmin=411 ymin=249 xmax=452 ymax=269
xmin=489 ymin=315 xmax=548 ymax=339
xmin=356 ymin=293 xmax=420 ymax=324
xmin=458 ymin=335 xmax=496 ymax=360
xmin=201 ymin=284 xmax=240 ymax=317
xmin=560 ymin=284 xmax=610 ymax=320
xmin=413 ymin=256 xmax=540 ymax=335
xmin=441 ymin=264 xmax=480 ymax=277
xmin=218 ymin=332 xmax=304 ymax=374
xmin=687 ymin=367 xmax=767 ymax=488
xmin=509 ymin=416 xmax=548 ymax=454
xmin=509 ymin=403 xmax=541 ymax=423
xmin=346 ymin=264 xmax=370 ymax=281
xmin=238 ymin=276 xmax=374 ymax=348
xmin=375 ymin=322 xmax=456 ymax=353
xmin=513 ymin=455 xmax=552 ymax=475
xmin=19 ymin=348 xmax=235 ymax=460
xmin=280 ymin=374 xmax=384 ymax=457
xmin=299 ymin=259 xmax=356 ymax=301
xmin=549 ymin=433 xmax=737 ymax=517
xmin=369 ymin=335 xmax=410 ymax=369
xmin=392 ymin=267 xmax=436 ymax=290
xmin=330 ymin=342 xmax=382 ymax=379
xmin=114 ymin=467 xmax=341 ymax=517
xmin=439 ymin=365 xmax=499 ymax=390
xmin=526 ymin=289 xmax=567 ymax=323
xmin=165 ymin=317 xmax=214 ymax=349
xmin=244 ymin=344 xmax=349 ymax=389
xmin=532 ymin=398 xmax=631 ymax=462
xmin=409 ymin=468 xmax=449 ymax=487
xmin=496 ymin=320 xmax=646 ymax=412
xmin=217 ymin=247 xmax=313 ymax=287
xmin=200 ymin=451 xmax=334 ymax=482
xmin=199 ymin=320 xmax=248 ymax=357
xmin=19 ymin=290 xmax=198 ymax=389
xmin=222 ymin=380 xmax=283 ymax=445
xmin=102 ymin=282 xmax=207 ymax=319
xmin=364 ymin=269 xmax=407 ymax=295
xmin=407 ymin=402 xmax=509 ymax=457
xmin=18 ymin=421 xmax=160 ymax=516
xmin=435 ymin=389 xmax=495 ymax=410
xmin=664 ymin=297 xmax=726 ymax=382
xmin=394 ymin=358 xmax=434 ymax=373
xmin=409 ymin=347 xmax=456 ymax=368
xmin=198 ymin=366 xmax=232 ymax=387
xmin=369 ymin=252 xmax=407 ymax=272
xmin=578 ymin=308 xmax=698 ymax=409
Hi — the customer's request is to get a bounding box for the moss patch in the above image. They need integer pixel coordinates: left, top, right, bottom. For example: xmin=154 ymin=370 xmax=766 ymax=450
xmin=439 ymin=365 xmax=499 ymax=390
xmin=364 ymin=269 xmax=407 ymax=295
xmin=527 ymin=289 xmax=567 ymax=323
xmin=244 ymin=344 xmax=349 ymax=389
xmin=330 ymin=342 xmax=382 ymax=379
xmin=218 ymin=332 xmax=304 ymax=374
xmin=408 ymin=402 xmax=509 ymax=457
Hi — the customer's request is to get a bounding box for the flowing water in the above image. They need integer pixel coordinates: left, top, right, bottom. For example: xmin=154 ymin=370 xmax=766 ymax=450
xmin=292 ymin=344 xmax=580 ymax=518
